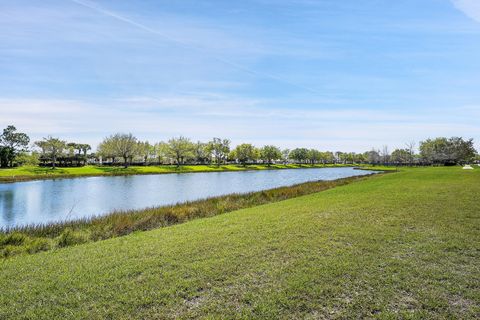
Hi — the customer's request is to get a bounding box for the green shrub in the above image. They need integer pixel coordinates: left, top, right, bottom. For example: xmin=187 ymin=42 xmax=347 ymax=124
xmin=27 ymin=238 xmax=51 ymax=254
xmin=56 ymin=228 xmax=88 ymax=248
xmin=0 ymin=246 xmax=12 ymax=258
xmin=0 ymin=232 xmax=28 ymax=246
xmin=90 ymin=226 xmax=113 ymax=241
xmin=0 ymin=245 xmax=24 ymax=258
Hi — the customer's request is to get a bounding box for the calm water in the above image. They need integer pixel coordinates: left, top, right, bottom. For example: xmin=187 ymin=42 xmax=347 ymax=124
xmin=0 ymin=167 xmax=376 ymax=228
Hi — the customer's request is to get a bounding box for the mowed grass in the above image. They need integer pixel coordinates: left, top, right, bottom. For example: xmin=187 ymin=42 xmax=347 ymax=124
xmin=0 ymin=167 xmax=479 ymax=319
xmin=0 ymin=164 xmax=349 ymax=182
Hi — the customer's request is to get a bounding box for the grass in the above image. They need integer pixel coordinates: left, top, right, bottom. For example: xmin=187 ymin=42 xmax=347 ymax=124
xmin=0 ymin=163 xmax=354 ymax=183
xmin=0 ymin=166 xmax=479 ymax=318
xmin=0 ymin=174 xmax=375 ymax=257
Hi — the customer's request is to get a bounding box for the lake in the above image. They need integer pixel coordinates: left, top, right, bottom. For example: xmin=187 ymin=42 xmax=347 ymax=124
xmin=0 ymin=167 xmax=376 ymax=228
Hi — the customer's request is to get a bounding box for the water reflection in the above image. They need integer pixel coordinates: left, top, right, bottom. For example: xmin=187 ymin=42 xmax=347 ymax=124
xmin=0 ymin=190 xmax=15 ymax=224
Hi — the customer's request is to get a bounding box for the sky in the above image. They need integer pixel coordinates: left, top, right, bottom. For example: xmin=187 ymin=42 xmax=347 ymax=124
xmin=1 ymin=0 xmax=480 ymax=152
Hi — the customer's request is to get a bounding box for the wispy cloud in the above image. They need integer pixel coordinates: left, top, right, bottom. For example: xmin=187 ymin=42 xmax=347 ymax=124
xmin=68 ymin=0 xmax=325 ymax=95
xmin=452 ymin=0 xmax=480 ymax=23
xmin=1 ymin=97 xmax=479 ymax=152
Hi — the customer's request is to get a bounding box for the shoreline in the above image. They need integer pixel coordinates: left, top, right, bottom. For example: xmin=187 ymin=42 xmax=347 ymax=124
xmin=0 ymin=164 xmax=366 ymax=184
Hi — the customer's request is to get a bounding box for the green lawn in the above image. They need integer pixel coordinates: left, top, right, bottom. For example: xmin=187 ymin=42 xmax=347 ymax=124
xmin=0 ymin=163 xmax=350 ymax=182
xmin=0 ymin=167 xmax=479 ymax=319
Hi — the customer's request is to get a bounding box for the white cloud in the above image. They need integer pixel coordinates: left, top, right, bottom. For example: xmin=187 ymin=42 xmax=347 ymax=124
xmin=452 ymin=0 xmax=480 ymax=23
xmin=1 ymin=97 xmax=479 ymax=152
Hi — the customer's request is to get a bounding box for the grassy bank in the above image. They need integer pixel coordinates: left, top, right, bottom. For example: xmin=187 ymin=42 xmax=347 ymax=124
xmin=0 ymin=167 xmax=478 ymax=318
xmin=0 ymin=163 xmax=354 ymax=183
xmin=0 ymin=174 xmax=376 ymax=258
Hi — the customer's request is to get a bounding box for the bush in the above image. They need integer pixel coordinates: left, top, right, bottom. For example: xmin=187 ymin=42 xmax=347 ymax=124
xmin=56 ymin=228 xmax=88 ymax=248
xmin=0 ymin=245 xmax=24 ymax=258
xmin=1 ymin=246 xmax=13 ymax=258
xmin=90 ymin=226 xmax=113 ymax=241
xmin=15 ymin=152 xmax=40 ymax=166
xmin=0 ymin=232 xmax=28 ymax=246
xmin=27 ymin=238 xmax=51 ymax=254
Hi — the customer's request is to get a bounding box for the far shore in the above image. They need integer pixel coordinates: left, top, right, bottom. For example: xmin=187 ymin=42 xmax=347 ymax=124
xmin=0 ymin=163 xmax=375 ymax=183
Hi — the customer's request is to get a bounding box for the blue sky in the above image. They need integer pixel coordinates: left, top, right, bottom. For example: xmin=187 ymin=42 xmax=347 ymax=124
xmin=1 ymin=0 xmax=479 ymax=152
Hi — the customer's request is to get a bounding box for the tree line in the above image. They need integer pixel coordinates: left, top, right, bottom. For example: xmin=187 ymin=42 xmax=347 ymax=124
xmin=0 ymin=125 xmax=478 ymax=168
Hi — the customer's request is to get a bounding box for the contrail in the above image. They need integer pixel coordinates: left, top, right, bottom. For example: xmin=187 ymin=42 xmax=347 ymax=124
xmin=69 ymin=0 xmax=322 ymax=95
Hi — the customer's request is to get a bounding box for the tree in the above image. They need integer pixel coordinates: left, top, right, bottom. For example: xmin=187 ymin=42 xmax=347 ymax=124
xmin=419 ymin=137 xmax=476 ymax=165
xmin=355 ymin=153 xmax=366 ymax=164
xmin=97 ymin=139 xmax=116 ymax=164
xmin=82 ymin=144 xmax=91 ymax=165
xmin=98 ymin=133 xmax=138 ymax=168
xmin=343 ymin=152 xmax=353 ymax=164
xmin=391 ymin=149 xmax=410 ymax=164
xmin=79 ymin=144 xmax=91 ymax=156
xmin=194 ymin=141 xmax=209 ymax=164
xmin=15 ymin=151 xmax=39 ymax=167
xmin=154 ymin=142 xmax=170 ymax=164
xmin=320 ymin=151 xmax=335 ymax=164
xmin=0 ymin=125 xmax=30 ymax=167
xmin=334 ymin=151 xmax=344 ymax=164
xmin=260 ymin=145 xmax=282 ymax=166
xmin=405 ymin=141 xmax=416 ymax=166
xmin=346 ymin=152 xmax=357 ymax=164
xmin=137 ymin=141 xmax=153 ymax=164
xmin=35 ymin=137 xmax=67 ymax=168
xmin=206 ymin=138 xmax=230 ymax=166
xmin=449 ymin=137 xmax=477 ymax=164
xmin=338 ymin=152 xmax=352 ymax=164
xmin=66 ymin=142 xmax=77 ymax=157
xmin=168 ymin=136 xmax=194 ymax=166
xmin=475 ymin=153 xmax=480 ymax=163
xmin=419 ymin=137 xmax=449 ymax=165
xmin=233 ymin=143 xmax=257 ymax=166
xmin=381 ymin=145 xmax=390 ymax=164
xmin=307 ymin=149 xmax=322 ymax=164
xmin=365 ymin=149 xmax=380 ymax=165
xmin=77 ymin=144 xmax=92 ymax=165
xmin=0 ymin=147 xmax=14 ymax=168
xmin=289 ymin=148 xmax=309 ymax=164
xmin=281 ymin=149 xmax=290 ymax=164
